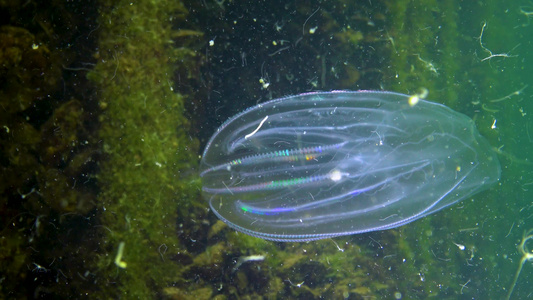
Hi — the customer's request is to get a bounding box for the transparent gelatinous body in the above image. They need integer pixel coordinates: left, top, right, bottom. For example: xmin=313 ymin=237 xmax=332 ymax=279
xmin=200 ymin=91 xmax=500 ymax=242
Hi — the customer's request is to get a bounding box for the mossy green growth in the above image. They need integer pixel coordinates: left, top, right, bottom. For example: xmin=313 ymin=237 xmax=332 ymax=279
xmin=384 ymin=0 xmax=460 ymax=108
xmin=88 ymin=0 xmax=199 ymax=297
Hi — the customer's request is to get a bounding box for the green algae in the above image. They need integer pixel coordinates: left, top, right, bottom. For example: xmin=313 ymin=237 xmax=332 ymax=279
xmin=381 ymin=1 xmax=528 ymax=298
xmin=384 ymin=0 xmax=460 ymax=108
xmin=87 ymin=0 xmax=200 ymax=297
xmin=0 ymin=18 xmax=92 ymax=297
xmin=0 ymin=25 xmax=61 ymax=113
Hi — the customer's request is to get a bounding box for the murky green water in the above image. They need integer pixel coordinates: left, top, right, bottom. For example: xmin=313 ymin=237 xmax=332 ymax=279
xmin=1 ymin=0 xmax=531 ymax=298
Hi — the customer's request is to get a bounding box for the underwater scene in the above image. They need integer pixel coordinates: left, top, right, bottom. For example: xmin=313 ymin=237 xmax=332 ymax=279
xmin=0 ymin=0 xmax=531 ymax=299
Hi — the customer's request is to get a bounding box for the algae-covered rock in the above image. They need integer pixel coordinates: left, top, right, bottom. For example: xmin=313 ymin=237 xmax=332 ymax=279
xmin=0 ymin=25 xmax=60 ymax=113
xmin=88 ymin=0 xmax=200 ymax=297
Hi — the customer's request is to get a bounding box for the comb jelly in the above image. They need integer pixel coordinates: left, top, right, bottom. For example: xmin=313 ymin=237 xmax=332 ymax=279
xmin=200 ymin=91 xmax=501 ymax=242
